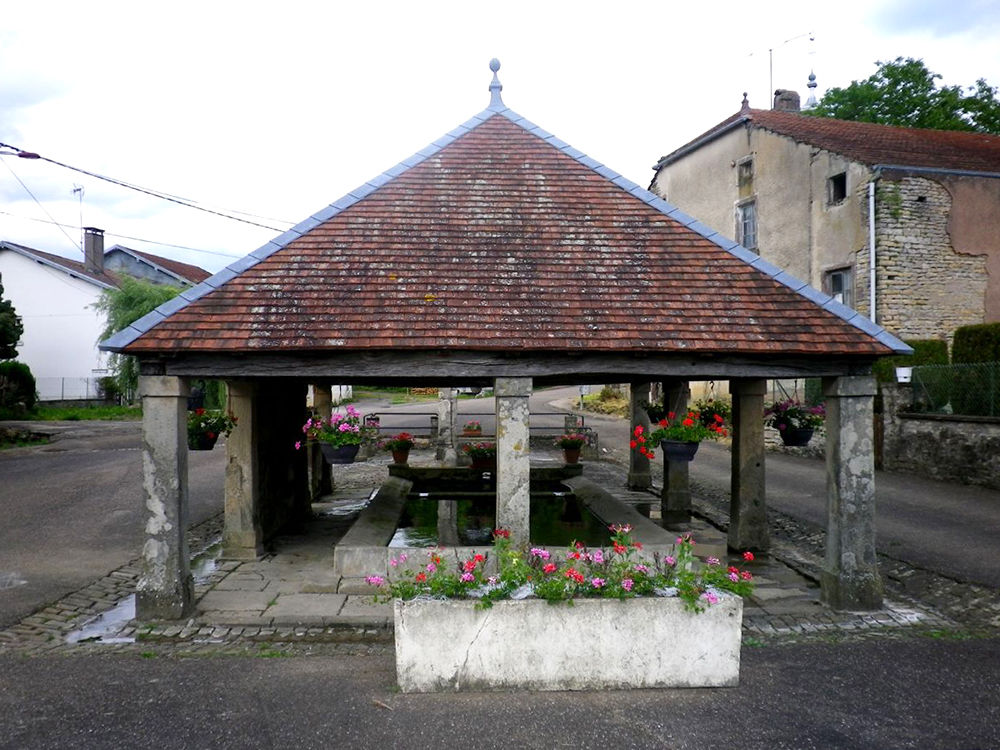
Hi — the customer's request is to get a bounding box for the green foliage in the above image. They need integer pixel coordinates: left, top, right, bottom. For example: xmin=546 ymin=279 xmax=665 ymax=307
xmin=94 ymin=278 xmax=181 ymax=402
xmin=0 ymin=273 xmax=24 ymax=360
xmin=810 ymin=57 xmax=1000 ymax=134
xmin=952 ymin=323 xmax=1000 ymax=364
xmin=873 ymin=339 xmax=949 ymax=383
xmin=30 ymin=404 xmax=141 ymax=421
xmin=0 ymin=360 xmax=37 ymax=413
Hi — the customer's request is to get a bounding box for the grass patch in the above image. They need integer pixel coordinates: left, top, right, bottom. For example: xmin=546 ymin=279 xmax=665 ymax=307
xmin=918 ymin=628 xmax=979 ymax=641
xmin=140 ymin=651 xmax=157 ymax=659
xmin=0 ymin=429 xmax=49 ymax=450
xmin=30 ymin=405 xmax=143 ymax=421
xmin=581 ymin=391 xmax=628 ymax=418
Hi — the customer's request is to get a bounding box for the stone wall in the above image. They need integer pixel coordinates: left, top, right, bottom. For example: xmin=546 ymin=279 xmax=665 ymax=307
xmin=854 ymin=175 xmax=988 ymax=344
xmin=882 ymin=384 xmax=1000 ymax=491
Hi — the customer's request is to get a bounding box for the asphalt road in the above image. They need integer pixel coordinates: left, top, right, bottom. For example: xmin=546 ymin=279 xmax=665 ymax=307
xmin=373 ymin=386 xmax=1000 ymax=588
xmin=0 ymin=421 xmax=224 ymax=629
xmin=1 ymin=637 xmax=998 ymax=750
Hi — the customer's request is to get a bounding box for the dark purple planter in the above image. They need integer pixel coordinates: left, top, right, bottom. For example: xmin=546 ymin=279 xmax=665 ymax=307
xmin=188 ymin=433 xmax=219 ymax=451
xmin=661 ymin=440 xmax=699 ymax=462
xmin=779 ymin=427 xmax=814 ymax=447
xmin=320 ymin=443 xmax=361 ymax=464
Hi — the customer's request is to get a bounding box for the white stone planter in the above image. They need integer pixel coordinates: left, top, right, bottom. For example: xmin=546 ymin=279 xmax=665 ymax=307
xmin=895 ymin=366 xmax=913 ymax=384
xmin=393 ymin=595 xmax=743 ymax=692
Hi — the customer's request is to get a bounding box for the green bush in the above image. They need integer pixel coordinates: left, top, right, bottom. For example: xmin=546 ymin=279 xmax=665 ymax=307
xmin=952 ymin=323 xmax=1000 ymax=364
xmin=872 ymin=339 xmax=949 ymax=383
xmin=0 ymin=361 xmax=37 ymax=414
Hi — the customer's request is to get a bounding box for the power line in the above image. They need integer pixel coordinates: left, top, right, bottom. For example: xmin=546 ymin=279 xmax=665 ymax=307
xmin=0 ymin=156 xmax=83 ymax=254
xmin=0 ymin=209 xmax=242 ymax=258
xmin=0 ymin=140 xmax=295 ymax=231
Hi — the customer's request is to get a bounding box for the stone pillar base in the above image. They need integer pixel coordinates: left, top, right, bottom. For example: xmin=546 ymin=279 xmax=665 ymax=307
xmin=820 ymin=569 xmax=884 ymax=611
xmin=137 ymin=578 xmax=194 ymax=621
xmin=662 ymin=509 xmax=692 ymax=526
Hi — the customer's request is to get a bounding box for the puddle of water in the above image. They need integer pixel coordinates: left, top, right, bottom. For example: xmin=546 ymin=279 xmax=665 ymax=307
xmin=191 ymin=540 xmax=223 ymax=584
xmin=66 ymin=594 xmax=136 ymax=644
xmin=0 ymin=572 xmax=28 ymax=590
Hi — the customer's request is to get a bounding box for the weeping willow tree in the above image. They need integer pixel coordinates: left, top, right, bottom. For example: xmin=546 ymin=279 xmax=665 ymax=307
xmin=95 ymin=277 xmax=180 ymax=403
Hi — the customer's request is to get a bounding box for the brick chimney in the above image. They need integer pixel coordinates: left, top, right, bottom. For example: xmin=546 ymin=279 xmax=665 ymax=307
xmin=83 ymin=227 xmax=105 ymax=274
xmin=773 ymin=89 xmax=801 ymax=112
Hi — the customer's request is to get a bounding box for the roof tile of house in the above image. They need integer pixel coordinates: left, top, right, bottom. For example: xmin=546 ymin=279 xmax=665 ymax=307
xmin=120 ymin=247 xmax=212 ymax=283
xmin=113 ymin=104 xmax=904 ymax=357
xmin=1 ymin=242 xmax=120 ymax=288
xmin=656 ymin=108 xmax=1000 ymax=173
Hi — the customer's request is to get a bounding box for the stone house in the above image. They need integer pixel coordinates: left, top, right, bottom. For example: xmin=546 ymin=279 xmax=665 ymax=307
xmin=0 ymin=229 xmax=209 ymax=400
xmin=649 ymin=94 xmax=1000 ymax=346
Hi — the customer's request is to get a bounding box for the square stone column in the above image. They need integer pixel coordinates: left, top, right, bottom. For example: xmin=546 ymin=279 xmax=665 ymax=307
xmin=821 ymin=375 xmax=883 ymax=610
xmin=137 ymin=375 xmax=194 ymax=620
xmin=728 ymin=378 xmax=769 ymax=552
xmin=310 ymin=384 xmax=334 ymax=498
xmin=628 ymin=382 xmax=652 ymax=490
xmin=661 ymin=379 xmax=691 ymax=524
xmin=495 ymin=377 xmax=532 ymax=545
xmin=436 ymin=388 xmax=457 ymax=461
xmin=223 ymin=381 xmax=264 ymax=560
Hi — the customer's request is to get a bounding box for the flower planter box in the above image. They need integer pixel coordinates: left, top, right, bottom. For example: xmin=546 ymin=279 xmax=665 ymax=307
xmin=393 ymin=595 xmax=742 ymax=692
xmin=778 ymin=427 xmax=814 ymax=447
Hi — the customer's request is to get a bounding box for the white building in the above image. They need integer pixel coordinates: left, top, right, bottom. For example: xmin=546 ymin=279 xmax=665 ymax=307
xmin=0 ymin=228 xmax=209 ymax=401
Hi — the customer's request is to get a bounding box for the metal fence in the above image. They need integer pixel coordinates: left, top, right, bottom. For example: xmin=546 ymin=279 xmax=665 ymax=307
xmin=35 ymin=377 xmax=109 ymax=402
xmin=912 ymin=361 xmax=1000 ymax=417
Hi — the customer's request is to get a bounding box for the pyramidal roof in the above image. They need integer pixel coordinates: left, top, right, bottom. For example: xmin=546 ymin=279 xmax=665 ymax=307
xmin=101 ymin=61 xmax=909 ymax=358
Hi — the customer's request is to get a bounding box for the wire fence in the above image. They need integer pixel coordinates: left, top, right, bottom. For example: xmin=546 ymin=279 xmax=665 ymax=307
xmin=912 ymin=362 xmax=1000 ymax=418
xmin=35 ymin=377 xmax=111 ymax=402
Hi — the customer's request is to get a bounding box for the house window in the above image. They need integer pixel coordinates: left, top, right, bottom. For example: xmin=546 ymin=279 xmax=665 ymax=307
xmin=826 ymin=268 xmax=853 ymax=308
xmin=828 ymin=173 xmax=847 ymax=204
xmin=737 ymin=159 xmax=754 ymax=187
xmin=736 ymin=200 xmax=757 ymax=251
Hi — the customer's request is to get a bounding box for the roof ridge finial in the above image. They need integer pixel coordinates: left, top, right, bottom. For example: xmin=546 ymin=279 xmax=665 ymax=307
xmin=805 ymin=69 xmax=818 ymax=109
xmin=489 ymin=58 xmax=504 ymax=108
xmin=740 ymin=92 xmax=750 ymax=114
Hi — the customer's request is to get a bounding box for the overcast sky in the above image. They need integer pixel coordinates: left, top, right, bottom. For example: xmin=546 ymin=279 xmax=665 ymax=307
xmin=1 ymin=0 xmax=998 ymax=274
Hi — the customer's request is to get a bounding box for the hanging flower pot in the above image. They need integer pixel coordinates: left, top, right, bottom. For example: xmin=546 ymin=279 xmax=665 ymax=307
xmin=320 ymin=443 xmax=361 ymax=465
xmin=661 ymin=440 xmax=699 ymax=462
xmin=188 ymin=432 xmax=219 ymax=451
xmin=778 ymin=427 xmax=814 ymax=447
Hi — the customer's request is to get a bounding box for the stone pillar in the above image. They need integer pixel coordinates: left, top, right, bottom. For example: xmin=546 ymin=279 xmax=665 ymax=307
xmin=660 ymin=379 xmax=691 ymax=524
xmin=495 ymin=377 xmax=532 ymax=545
xmin=137 ymin=375 xmax=193 ymax=620
xmin=821 ymin=375 xmax=883 ymax=611
xmin=628 ymin=382 xmax=652 ymax=490
xmin=437 ymin=500 xmax=461 ymax=547
xmin=728 ymin=378 xmax=769 ymax=552
xmin=436 ymin=388 xmax=457 ymax=461
xmin=311 ymin=384 xmax=334 ymax=498
xmin=223 ymin=381 xmax=264 ymax=560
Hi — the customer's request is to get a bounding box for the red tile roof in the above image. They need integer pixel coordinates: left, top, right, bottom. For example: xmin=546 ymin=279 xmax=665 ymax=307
xmin=114 ymin=247 xmax=212 ymax=283
xmin=120 ymin=114 xmax=896 ymax=357
xmin=657 ymin=109 xmax=1000 ymax=173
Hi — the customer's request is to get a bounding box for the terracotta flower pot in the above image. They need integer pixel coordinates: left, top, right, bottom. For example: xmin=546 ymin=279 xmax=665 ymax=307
xmin=391 ymin=447 xmax=411 ymax=464
xmin=188 ymin=433 xmax=219 ymax=451
xmin=661 ymin=440 xmax=699 ymax=462
xmin=462 ymin=428 xmax=483 ymax=437
xmin=563 ymin=447 xmax=581 ymax=464
xmin=320 ymin=443 xmax=361 ymax=464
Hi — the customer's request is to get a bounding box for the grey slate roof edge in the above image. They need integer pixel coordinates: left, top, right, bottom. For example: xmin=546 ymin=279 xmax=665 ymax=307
xmin=105 ymin=245 xmax=190 ymax=285
xmin=495 ymin=108 xmax=913 ymax=356
xmin=0 ymin=241 xmax=117 ymax=291
xmin=97 ymin=93 xmax=912 ymax=358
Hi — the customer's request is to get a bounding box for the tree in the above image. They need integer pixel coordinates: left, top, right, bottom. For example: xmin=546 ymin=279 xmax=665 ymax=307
xmin=95 ymin=277 xmax=180 ymax=402
xmin=810 ymin=57 xmax=1000 ymax=134
xmin=0 ymin=273 xmax=24 ymax=360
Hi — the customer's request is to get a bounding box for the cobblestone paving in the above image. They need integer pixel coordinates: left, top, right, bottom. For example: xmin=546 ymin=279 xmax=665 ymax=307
xmin=2 ymin=451 xmax=994 ymax=659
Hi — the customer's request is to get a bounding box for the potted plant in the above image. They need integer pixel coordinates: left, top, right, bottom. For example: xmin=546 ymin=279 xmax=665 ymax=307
xmin=367 ymin=527 xmax=755 ymax=692
xmin=462 ymin=419 xmax=483 ymax=437
xmin=381 ymin=432 xmax=415 ymax=464
xmin=554 ymin=433 xmax=587 ymax=464
xmin=296 ymin=404 xmax=372 ymax=464
xmin=187 ymin=408 xmax=237 ymax=451
xmin=631 ymin=409 xmax=728 ymax=462
xmin=462 ymin=441 xmax=496 ymax=469
xmin=764 ymin=399 xmax=826 ymax=446
xmin=640 ymin=398 xmax=666 ymax=422
xmin=693 ymin=397 xmax=731 ymax=428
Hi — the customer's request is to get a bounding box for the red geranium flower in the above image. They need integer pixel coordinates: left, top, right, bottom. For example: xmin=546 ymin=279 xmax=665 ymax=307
xmin=415 ymin=572 xmax=427 ymax=582
xmin=743 ymin=551 xmax=755 ymax=562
